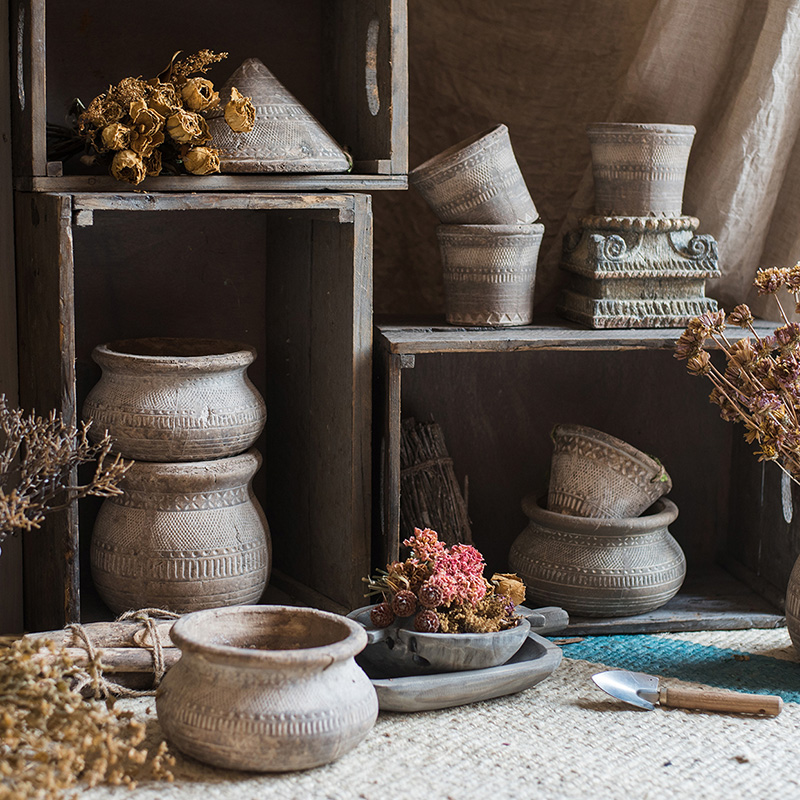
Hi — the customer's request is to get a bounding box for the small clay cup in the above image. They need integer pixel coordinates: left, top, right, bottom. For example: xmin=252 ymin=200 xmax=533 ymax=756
xmin=411 ymin=124 xmax=538 ymax=224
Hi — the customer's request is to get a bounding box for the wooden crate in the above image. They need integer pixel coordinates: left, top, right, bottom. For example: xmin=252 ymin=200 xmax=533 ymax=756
xmin=375 ymin=319 xmax=785 ymax=633
xmin=16 ymin=192 xmax=373 ymax=631
xmin=12 ymin=0 xmax=408 ymax=190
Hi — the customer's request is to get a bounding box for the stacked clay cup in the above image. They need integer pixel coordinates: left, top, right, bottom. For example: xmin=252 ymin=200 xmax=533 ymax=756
xmin=410 ymin=124 xmax=544 ymax=326
xmin=83 ymin=338 xmax=270 ymax=614
xmin=510 ymin=424 xmax=685 ymax=617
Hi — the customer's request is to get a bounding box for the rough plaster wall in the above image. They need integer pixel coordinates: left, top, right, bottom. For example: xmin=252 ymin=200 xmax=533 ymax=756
xmin=374 ymin=0 xmax=657 ymax=316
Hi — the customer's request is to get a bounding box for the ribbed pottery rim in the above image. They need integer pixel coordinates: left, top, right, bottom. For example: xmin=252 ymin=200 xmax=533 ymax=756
xmin=437 ymin=222 xmax=545 ymax=238
xmin=586 ymin=122 xmax=696 ymax=137
xmin=170 ymin=605 xmax=368 ymax=669
xmin=552 ymin=423 xmax=672 ymax=491
xmin=523 ymin=495 xmax=678 ymax=532
xmin=118 ymin=448 xmax=262 ymax=490
xmin=410 ymin=124 xmax=508 ymax=181
xmin=93 ymin=338 xmax=257 ymax=372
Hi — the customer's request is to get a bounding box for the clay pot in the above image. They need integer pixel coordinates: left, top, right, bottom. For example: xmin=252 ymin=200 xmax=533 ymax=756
xmin=91 ymin=449 xmax=270 ymax=614
xmin=156 ymin=605 xmax=378 ymax=771
xmin=82 ymin=337 xmax=266 ymax=462
xmin=411 ymin=124 xmax=538 ymax=224
xmin=587 ymin=123 xmax=696 ymax=216
xmin=509 ymin=497 xmax=685 ymax=617
xmin=786 ymin=557 xmax=800 ymax=655
xmin=437 ymin=223 xmax=544 ymax=327
xmin=348 ymin=604 xmax=531 ymax=678
xmin=548 ymin=424 xmax=672 ymax=519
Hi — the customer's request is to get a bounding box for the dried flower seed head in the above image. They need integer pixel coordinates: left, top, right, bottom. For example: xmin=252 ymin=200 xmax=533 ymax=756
xmin=418 ymin=580 xmax=445 ymax=609
xmin=403 ymin=527 xmax=447 ymax=564
xmin=181 ymin=77 xmax=220 ymax=112
xmin=369 ymin=601 xmax=395 ymax=628
xmin=391 ymin=589 xmax=418 ymax=617
xmin=754 ymin=266 xmax=787 ymax=295
xmin=687 ymin=351 xmax=712 ymax=377
xmin=756 ymin=334 xmax=778 ymax=359
xmin=709 ymin=387 xmax=741 ymax=423
xmin=748 ymin=389 xmax=783 ymax=418
xmin=786 ymin=263 xmax=800 ymax=292
xmin=414 ymin=609 xmax=440 ymax=633
xmin=225 ymin=87 xmax=256 ymax=133
xmin=183 ymin=146 xmax=220 ymax=176
xmin=686 ymin=317 xmax=712 ymax=340
xmin=774 ymin=355 xmax=800 ymax=391
xmin=674 ymin=329 xmax=704 ymax=361
xmin=110 ymin=149 xmax=146 ymax=185
xmin=776 ymin=323 xmax=800 ymax=350
xmin=728 ymin=304 xmax=754 ymax=328
xmin=171 ymin=49 xmax=229 ymax=84
xmin=108 ymin=76 xmax=149 ymax=108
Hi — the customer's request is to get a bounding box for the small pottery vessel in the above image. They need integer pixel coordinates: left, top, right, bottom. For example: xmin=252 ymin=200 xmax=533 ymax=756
xmin=206 ymin=57 xmax=350 ymax=173
xmin=156 ymin=605 xmax=378 ymax=772
xmin=548 ymin=424 xmax=672 ymax=518
xmin=349 ymin=604 xmax=531 ymax=678
xmin=82 ymin=337 xmax=266 ymax=462
xmin=91 ymin=449 xmax=270 ymax=614
xmin=510 ymin=496 xmax=685 ymax=617
xmin=587 ymin=122 xmax=696 ymax=216
xmin=786 ymin=556 xmax=800 ymax=655
xmin=437 ymin=223 xmax=544 ymax=327
xmin=410 ymin=124 xmax=538 ymax=224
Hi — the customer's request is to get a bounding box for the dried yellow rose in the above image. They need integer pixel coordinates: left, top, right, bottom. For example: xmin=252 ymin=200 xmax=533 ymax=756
xmin=147 ymin=82 xmax=180 ymax=117
xmin=100 ymin=122 xmax=131 ymax=151
xmin=110 ymin=149 xmax=146 ymax=184
xmin=224 ymin=87 xmax=255 ymax=133
xmin=166 ymin=109 xmax=210 ymax=144
xmin=183 ymin=146 xmax=220 ymax=175
xmin=143 ymin=150 xmax=162 ymax=177
xmin=128 ymin=99 xmax=165 ymax=158
xmin=491 ymin=572 xmax=526 ymax=606
xmin=181 ymin=77 xmax=219 ymax=112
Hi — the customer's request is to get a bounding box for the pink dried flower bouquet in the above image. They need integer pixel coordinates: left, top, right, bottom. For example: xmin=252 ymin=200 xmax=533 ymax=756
xmin=363 ymin=527 xmax=526 ymax=634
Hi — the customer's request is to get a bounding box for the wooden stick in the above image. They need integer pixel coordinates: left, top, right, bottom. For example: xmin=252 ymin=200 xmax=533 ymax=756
xmin=660 ymin=686 xmax=783 ymax=716
xmin=59 ymin=646 xmax=181 ymax=673
xmin=2 ymin=620 xmax=175 ymax=649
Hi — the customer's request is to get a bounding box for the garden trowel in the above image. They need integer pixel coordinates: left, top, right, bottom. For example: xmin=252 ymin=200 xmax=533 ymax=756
xmin=592 ymin=669 xmax=783 ymax=716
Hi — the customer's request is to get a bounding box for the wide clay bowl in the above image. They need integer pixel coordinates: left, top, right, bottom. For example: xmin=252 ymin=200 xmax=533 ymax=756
xmin=348 ymin=604 xmax=531 ymax=678
xmin=156 ymin=605 xmax=378 ymax=772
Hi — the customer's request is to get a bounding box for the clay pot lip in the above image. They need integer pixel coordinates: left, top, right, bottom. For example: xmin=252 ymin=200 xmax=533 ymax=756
xmin=119 ymin=448 xmax=262 ymax=486
xmin=551 ymin=423 xmax=672 ymax=491
xmin=410 ymin=124 xmax=509 ymax=181
xmin=437 ymin=222 xmax=545 ymax=238
xmin=586 ymin=122 xmax=696 ymax=138
xmin=93 ymin=338 xmax=257 ymax=371
xmin=169 ymin=605 xmax=368 ymax=669
xmin=523 ymin=495 xmax=679 ymax=531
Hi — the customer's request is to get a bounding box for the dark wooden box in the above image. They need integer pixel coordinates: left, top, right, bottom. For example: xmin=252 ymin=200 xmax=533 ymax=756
xmin=12 ymin=0 xmax=408 ymax=190
xmin=16 ymin=192 xmax=373 ymax=630
xmin=375 ymin=321 xmax=785 ymax=635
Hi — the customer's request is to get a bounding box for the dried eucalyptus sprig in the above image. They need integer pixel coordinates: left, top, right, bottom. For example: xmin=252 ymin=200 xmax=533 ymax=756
xmin=675 ymin=263 xmax=800 ymax=483
xmin=0 ymin=637 xmax=174 ymax=798
xmin=0 ymin=395 xmax=130 ymax=546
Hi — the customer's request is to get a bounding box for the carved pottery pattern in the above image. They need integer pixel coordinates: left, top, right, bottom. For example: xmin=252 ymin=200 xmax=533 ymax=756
xmin=509 ymin=498 xmax=685 ymax=616
xmin=581 ymin=215 xmax=700 ymax=232
xmin=548 ymin=427 xmax=670 ymax=519
xmin=206 ymin=58 xmax=349 ymax=173
xmin=587 ymin=123 xmax=695 ymax=216
xmin=83 ymin=339 xmax=266 ymax=462
xmin=156 ymin=606 xmax=378 ymax=771
xmin=410 ymin=124 xmax=537 ymax=224
xmin=91 ymin=450 xmax=270 ymax=614
xmin=438 ymin=223 xmax=544 ymax=327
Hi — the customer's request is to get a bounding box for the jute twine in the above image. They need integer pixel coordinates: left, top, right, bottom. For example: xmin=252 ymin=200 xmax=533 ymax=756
xmin=69 ymin=608 xmax=181 ymax=699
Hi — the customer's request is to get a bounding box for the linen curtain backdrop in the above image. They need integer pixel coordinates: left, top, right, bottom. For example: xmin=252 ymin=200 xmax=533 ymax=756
xmin=375 ymin=0 xmax=800 ymax=321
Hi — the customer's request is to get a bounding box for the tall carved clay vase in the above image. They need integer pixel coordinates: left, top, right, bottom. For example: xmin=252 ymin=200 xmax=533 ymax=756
xmin=91 ymin=449 xmax=270 ymax=614
xmin=82 ymin=338 xmax=267 ymax=462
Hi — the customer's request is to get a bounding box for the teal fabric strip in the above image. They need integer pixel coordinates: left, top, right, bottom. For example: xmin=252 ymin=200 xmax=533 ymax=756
xmin=559 ymin=634 xmax=800 ymax=703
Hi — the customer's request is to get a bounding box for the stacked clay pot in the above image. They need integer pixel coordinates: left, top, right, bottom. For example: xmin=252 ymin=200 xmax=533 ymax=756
xmin=410 ymin=124 xmax=544 ymax=327
xmin=83 ymin=338 xmax=270 ymax=614
xmin=510 ymin=424 xmax=685 ymax=617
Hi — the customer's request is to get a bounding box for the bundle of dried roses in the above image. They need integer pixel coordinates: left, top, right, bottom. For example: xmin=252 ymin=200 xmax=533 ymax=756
xmin=675 ymin=265 xmax=800 ymax=481
xmin=75 ymin=49 xmax=254 ymax=184
xmin=363 ymin=527 xmax=526 ymax=634
xmin=0 ymin=395 xmax=130 ymax=550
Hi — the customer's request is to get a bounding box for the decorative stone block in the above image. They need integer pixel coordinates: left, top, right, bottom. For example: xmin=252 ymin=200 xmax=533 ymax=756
xmin=558 ymin=215 xmax=720 ymax=329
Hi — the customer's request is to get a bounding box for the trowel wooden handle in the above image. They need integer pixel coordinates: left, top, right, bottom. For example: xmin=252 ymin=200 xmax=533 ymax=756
xmin=660 ymin=686 xmax=783 ymax=716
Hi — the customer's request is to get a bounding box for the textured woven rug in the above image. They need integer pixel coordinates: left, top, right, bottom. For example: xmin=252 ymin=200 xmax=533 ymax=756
xmin=83 ymin=628 xmax=800 ymax=800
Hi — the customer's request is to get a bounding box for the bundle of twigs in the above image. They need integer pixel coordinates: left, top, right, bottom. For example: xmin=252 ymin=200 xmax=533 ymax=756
xmin=400 ymin=417 xmax=472 ymax=546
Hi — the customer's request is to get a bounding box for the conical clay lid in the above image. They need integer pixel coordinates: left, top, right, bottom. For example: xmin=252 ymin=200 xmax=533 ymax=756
xmin=207 ymin=58 xmax=350 ymax=173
